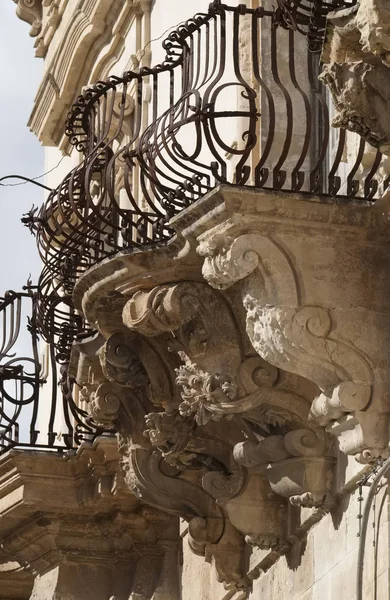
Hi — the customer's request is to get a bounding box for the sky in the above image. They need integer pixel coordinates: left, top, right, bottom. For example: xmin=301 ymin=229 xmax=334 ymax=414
xmin=0 ymin=2 xmax=44 ymax=294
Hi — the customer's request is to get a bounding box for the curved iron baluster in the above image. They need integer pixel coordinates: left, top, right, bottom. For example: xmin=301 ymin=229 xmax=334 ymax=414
xmin=19 ymin=2 xmax=385 ymax=385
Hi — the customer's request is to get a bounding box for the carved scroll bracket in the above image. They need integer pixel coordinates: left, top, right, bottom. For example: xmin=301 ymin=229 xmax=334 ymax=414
xmin=70 ymin=187 xmax=390 ymax=587
xmin=70 ymin=327 xmax=252 ymax=590
xmin=191 ymin=188 xmax=390 ymax=463
xmin=13 ymin=0 xmax=43 ymax=37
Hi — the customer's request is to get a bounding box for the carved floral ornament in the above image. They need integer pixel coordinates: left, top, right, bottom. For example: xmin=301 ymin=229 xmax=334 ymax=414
xmin=71 ymin=274 xmax=338 ymax=590
xmin=69 ymin=168 xmax=390 ymax=587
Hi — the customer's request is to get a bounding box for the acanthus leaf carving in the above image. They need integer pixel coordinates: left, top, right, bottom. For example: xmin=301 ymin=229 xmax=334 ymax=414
xmin=123 ymin=284 xmax=201 ymax=338
xmin=244 ymin=301 xmax=373 ymax=421
xmin=143 ymin=411 xmax=197 ymax=469
xmin=70 ymin=322 xmax=250 ymax=590
xmin=71 ymin=263 xmax=336 ymax=582
xmin=176 ymin=354 xmax=238 ymax=425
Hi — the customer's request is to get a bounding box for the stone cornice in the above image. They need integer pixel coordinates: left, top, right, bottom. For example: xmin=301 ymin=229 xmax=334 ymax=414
xmin=0 ymin=437 xmax=180 ymax=598
xmin=170 ymin=185 xmax=381 ymax=240
xmin=0 ymin=438 xmax=139 ymax=529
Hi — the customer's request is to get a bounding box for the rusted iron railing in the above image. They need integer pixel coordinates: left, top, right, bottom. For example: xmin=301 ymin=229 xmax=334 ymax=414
xmin=23 ymin=0 xmax=385 ymax=359
xmin=0 ymin=289 xmax=104 ymax=453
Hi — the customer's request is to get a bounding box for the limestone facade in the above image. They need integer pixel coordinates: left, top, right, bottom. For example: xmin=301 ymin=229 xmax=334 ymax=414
xmin=2 ymin=0 xmax=390 ymax=599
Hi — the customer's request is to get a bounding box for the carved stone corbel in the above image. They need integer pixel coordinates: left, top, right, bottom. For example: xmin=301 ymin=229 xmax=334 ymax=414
xmin=71 ymin=329 xmax=250 ymax=590
xmin=121 ymin=280 xmax=335 ymax=523
xmin=192 ymin=185 xmax=390 ymax=464
xmin=72 ymin=189 xmax=389 ymax=586
xmin=234 ymin=428 xmax=335 ymax=507
xmin=13 ymin=0 xmax=43 ymax=37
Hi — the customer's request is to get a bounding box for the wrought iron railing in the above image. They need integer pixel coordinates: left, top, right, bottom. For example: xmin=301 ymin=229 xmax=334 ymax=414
xmin=275 ymin=0 xmax=357 ymax=50
xmin=0 ymin=289 xmax=103 ymax=453
xmin=23 ymin=1 xmax=387 ymax=360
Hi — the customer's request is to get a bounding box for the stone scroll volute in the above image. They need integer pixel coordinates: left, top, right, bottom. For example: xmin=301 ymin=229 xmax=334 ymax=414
xmin=197 ymin=228 xmax=390 ymax=463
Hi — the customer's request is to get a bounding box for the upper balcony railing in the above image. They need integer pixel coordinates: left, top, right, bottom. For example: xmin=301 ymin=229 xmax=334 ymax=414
xmin=23 ymin=0 xmax=385 ymax=358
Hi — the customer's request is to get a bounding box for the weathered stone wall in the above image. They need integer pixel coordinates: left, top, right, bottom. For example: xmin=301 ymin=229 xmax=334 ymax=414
xmin=180 ymin=456 xmax=390 ymax=600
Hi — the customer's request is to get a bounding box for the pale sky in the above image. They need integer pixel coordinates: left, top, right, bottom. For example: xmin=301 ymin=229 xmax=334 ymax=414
xmin=0 ymin=2 xmax=44 ymax=294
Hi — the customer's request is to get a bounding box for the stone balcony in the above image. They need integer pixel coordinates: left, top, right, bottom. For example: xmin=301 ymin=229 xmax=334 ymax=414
xmin=0 ymin=437 xmax=180 ymax=600
xmin=67 ymin=184 xmax=390 ymax=589
xmin=5 ymin=0 xmax=390 ymax=596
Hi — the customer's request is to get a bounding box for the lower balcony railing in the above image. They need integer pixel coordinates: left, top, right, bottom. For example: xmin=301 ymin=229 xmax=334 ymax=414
xmin=0 ymin=290 xmax=105 ymax=454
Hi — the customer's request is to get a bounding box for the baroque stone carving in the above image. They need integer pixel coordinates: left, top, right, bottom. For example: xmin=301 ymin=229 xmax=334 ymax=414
xmin=13 ymin=0 xmax=43 ymax=37
xmin=73 ymin=277 xmax=326 ymax=583
xmin=72 ymin=328 xmax=250 ymax=590
xmin=143 ymin=411 xmax=197 ymax=468
xmin=319 ymin=2 xmax=390 ymax=153
xmin=84 ymin=382 xmax=121 ymax=428
xmin=102 ymin=332 xmax=149 ymax=389
xmin=69 ymin=182 xmax=390 ymax=593
xmin=121 ymin=280 xmax=334 ymax=523
xmin=197 ymin=224 xmax=390 ymax=462
xmin=234 ymin=428 xmax=334 ymax=507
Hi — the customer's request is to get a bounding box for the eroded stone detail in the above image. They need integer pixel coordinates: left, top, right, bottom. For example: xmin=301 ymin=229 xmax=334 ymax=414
xmin=69 ymin=184 xmax=390 ymax=593
xmin=72 ymin=328 xmax=251 ymax=590
xmin=320 ymin=2 xmax=390 ymax=153
xmin=234 ymin=428 xmax=335 ymax=507
xmin=86 ymin=382 xmax=121 ymax=428
xmin=197 ymin=218 xmax=390 ymax=463
xmin=120 ymin=281 xmax=334 ymax=544
xmin=13 ymin=0 xmax=43 ymax=37
xmin=176 ymin=355 xmax=238 ymax=425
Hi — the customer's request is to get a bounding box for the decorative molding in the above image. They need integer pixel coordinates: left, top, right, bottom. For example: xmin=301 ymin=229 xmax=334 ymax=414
xmin=197 ymin=221 xmax=390 ymax=462
xmin=85 ymin=382 xmax=121 ymax=428
xmin=28 ymin=0 xmax=150 ymax=149
xmin=234 ymin=428 xmax=335 ymax=507
xmin=0 ymin=440 xmax=180 ymax=600
xmin=71 ymin=272 xmax=336 ymax=583
xmin=68 ymin=185 xmax=390 ymax=583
